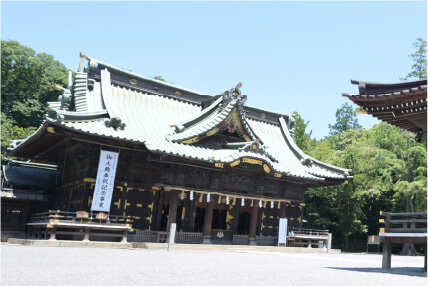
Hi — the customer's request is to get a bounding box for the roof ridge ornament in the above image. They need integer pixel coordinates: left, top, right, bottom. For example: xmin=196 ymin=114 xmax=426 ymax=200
xmin=220 ymin=82 xmax=247 ymax=113
xmin=54 ymin=84 xmax=72 ymax=111
xmin=105 ymin=117 xmax=126 ymax=130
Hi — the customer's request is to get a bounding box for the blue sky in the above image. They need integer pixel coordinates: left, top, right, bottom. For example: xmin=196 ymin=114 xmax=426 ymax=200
xmin=2 ymin=1 xmax=427 ymax=139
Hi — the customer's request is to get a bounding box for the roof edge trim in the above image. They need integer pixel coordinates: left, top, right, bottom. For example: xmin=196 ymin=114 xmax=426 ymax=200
xmin=83 ymin=53 xmax=206 ymax=97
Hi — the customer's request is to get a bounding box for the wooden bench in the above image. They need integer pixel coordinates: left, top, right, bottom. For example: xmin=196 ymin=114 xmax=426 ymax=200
xmin=379 ymin=211 xmax=427 ymax=271
xmin=27 ymin=210 xmax=131 ymax=243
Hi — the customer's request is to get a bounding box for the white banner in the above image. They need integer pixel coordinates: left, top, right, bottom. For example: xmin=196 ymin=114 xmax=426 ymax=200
xmin=278 ymin=218 xmax=288 ymax=246
xmin=91 ymin=150 xmax=119 ymax=212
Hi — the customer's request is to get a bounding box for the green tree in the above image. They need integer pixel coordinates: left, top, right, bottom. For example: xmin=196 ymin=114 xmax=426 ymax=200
xmin=328 ymin=102 xmax=362 ymax=136
xmin=401 ymin=38 xmax=427 ymax=80
xmin=1 ymin=40 xmax=69 ymax=128
xmin=1 ymin=113 xmax=36 ymax=155
xmin=1 ymin=40 xmax=69 ymax=156
xmin=305 ymin=123 xmax=427 ymax=252
xmin=292 ymin=111 xmax=312 ymax=153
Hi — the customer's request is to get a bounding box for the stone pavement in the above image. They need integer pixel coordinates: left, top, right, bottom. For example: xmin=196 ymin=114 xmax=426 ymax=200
xmin=1 ymin=244 xmax=426 ymax=286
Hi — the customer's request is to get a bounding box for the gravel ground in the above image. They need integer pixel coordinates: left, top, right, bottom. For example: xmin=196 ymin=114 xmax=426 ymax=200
xmin=1 ymin=245 xmax=426 ymax=286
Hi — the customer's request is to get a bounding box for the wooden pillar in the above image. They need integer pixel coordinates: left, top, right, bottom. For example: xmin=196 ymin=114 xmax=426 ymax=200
xmin=382 ymin=237 xmax=392 ymax=270
xmin=167 ymin=190 xmax=179 ymax=232
xmin=186 ymin=197 xmax=197 ymax=232
xmin=226 ymin=198 xmax=240 ymax=234
xmin=202 ymin=195 xmax=214 ymax=244
xmin=121 ymin=230 xmax=128 ymax=243
xmin=280 ymin=203 xmax=286 ymax=218
xmin=83 ymin=227 xmax=90 ymax=242
xmin=424 ymin=243 xmax=427 ymax=272
xmin=249 ymin=200 xmax=260 ymax=245
xmin=154 ymin=191 xmax=164 ymax=231
xmin=49 ymin=226 xmax=57 ymax=241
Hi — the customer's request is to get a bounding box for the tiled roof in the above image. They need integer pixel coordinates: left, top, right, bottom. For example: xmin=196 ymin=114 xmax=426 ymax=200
xmin=11 ymin=55 xmax=351 ymax=182
xmin=342 ymin=79 xmax=427 ymax=136
xmin=2 ymin=161 xmax=60 ymax=190
xmin=343 ymin=79 xmax=427 ymax=99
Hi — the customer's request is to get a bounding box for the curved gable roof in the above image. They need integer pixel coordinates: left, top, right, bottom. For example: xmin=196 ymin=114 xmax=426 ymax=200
xmin=11 ymin=54 xmax=351 ymax=183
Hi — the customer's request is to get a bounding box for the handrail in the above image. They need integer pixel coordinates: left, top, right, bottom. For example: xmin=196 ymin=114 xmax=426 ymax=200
xmin=380 ymin=211 xmax=427 ymax=217
xmin=28 ymin=210 xmax=131 ymax=224
xmin=379 ymin=211 xmax=427 ymax=234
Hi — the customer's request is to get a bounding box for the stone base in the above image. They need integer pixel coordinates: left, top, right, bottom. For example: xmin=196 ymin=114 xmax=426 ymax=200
xmin=202 ymin=238 xmax=211 ymax=244
xmin=249 ymin=239 xmax=257 ymax=246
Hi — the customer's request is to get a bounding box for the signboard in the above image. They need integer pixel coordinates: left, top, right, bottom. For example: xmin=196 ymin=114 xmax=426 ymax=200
xmin=168 ymin=223 xmax=177 ymax=251
xmin=278 ymin=218 xmax=288 ymax=246
xmin=91 ymin=150 xmax=119 ymax=212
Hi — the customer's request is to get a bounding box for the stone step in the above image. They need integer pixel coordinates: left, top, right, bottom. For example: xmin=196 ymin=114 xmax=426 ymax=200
xmin=7 ymin=238 xmax=340 ymax=254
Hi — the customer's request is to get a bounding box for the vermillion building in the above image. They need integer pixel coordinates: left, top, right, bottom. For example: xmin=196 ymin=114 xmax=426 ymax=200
xmin=7 ymin=54 xmax=350 ymax=244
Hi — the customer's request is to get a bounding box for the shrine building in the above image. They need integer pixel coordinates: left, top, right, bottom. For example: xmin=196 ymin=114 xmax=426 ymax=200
xmin=342 ymin=79 xmax=427 ymax=141
xmin=6 ymin=53 xmax=351 ymax=244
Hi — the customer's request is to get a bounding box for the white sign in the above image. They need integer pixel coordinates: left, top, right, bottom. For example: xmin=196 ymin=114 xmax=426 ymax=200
xmin=278 ymin=218 xmax=288 ymax=246
xmin=168 ymin=223 xmax=176 ymax=251
xmin=91 ymin=150 xmax=119 ymax=212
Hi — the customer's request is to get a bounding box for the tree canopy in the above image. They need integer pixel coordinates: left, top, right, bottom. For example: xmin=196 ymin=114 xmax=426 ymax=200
xmin=401 ymin=38 xmax=427 ymax=80
xmin=1 ymin=40 xmax=69 ymax=154
xmin=328 ymin=102 xmax=362 ymax=136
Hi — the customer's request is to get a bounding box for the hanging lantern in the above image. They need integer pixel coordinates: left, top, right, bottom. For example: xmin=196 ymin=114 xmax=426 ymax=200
xmin=199 ymin=193 xmax=203 ymax=203
xmin=218 ymin=195 xmax=222 ymax=204
xmin=180 ymin=191 xmax=185 ymax=200
xmin=251 ymin=200 xmax=254 ymax=207
xmin=190 ymin=191 xmax=194 ymax=201
xmin=241 ymin=198 xmax=245 ymax=207
xmin=259 ymin=200 xmax=263 ymax=208
xmin=226 ymin=196 xmax=230 ymax=205
xmin=263 ymin=201 xmax=267 ymax=208
xmin=232 ymin=197 xmax=236 ymax=205
xmin=270 ymin=201 xmax=274 ymax=208
xmin=277 ymin=201 xmax=281 ymax=209
xmin=207 ymin=193 xmax=211 ymax=203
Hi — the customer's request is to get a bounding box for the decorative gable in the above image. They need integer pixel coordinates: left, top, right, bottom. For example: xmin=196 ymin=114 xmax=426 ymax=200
xmin=167 ymin=83 xmax=260 ymax=145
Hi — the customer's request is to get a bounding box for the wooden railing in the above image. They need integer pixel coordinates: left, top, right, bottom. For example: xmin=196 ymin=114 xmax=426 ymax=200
xmin=293 ymin=228 xmax=328 ymax=237
xmin=28 ymin=210 xmax=129 ymax=224
xmin=233 ymin=234 xmax=250 ymax=245
xmin=256 ymin=235 xmax=276 ymax=246
xmin=27 ymin=210 xmax=131 ymax=242
xmin=134 ymin=230 xmax=203 ymax=244
xmin=379 ymin=211 xmax=427 ymax=270
xmin=291 ymin=228 xmax=328 ymax=248
xmin=176 ymin=232 xmax=203 ymax=244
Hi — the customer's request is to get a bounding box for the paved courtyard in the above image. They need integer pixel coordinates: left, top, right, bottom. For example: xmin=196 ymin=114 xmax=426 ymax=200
xmin=1 ymin=245 xmax=426 ymax=285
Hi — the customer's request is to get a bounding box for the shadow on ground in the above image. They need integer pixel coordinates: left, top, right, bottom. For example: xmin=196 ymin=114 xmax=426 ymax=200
xmin=327 ymin=267 xmax=427 ymax=278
